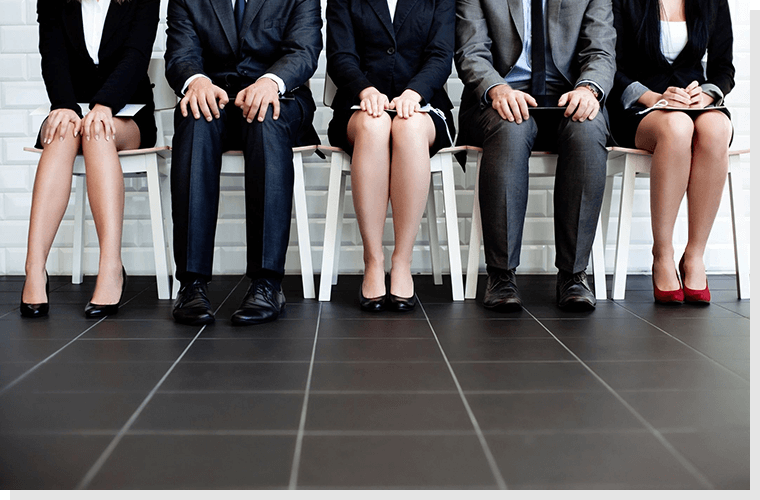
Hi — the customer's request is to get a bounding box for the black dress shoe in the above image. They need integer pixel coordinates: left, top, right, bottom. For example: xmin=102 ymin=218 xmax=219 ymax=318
xmin=20 ymin=271 xmax=49 ymax=318
xmin=482 ymin=269 xmax=522 ymax=312
xmin=85 ymin=267 xmax=127 ymax=318
xmin=231 ymin=278 xmax=285 ymax=326
xmin=359 ymin=283 xmax=386 ymax=312
xmin=388 ymin=293 xmax=416 ymax=312
xmin=173 ymin=278 xmax=215 ymax=325
xmin=556 ymin=270 xmax=596 ymax=311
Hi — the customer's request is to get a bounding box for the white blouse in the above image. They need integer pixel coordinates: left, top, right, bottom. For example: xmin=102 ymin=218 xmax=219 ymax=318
xmin=388 ymin=0 xmax=397 ymax=21
xmin=81 ymin=0 xmax=111 ymax=65
xmin=660 ymin=21 xmax=688 ymax=65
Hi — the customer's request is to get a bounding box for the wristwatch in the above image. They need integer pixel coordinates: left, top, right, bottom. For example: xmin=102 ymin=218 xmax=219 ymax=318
xmin=578 ymin=82 xmax=601 ymax=101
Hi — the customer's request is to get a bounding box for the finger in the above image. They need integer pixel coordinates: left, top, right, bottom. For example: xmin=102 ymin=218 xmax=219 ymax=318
xmin=507 ymin=97 xmax=522 ymax=123
xmin=73 ymin=118 xmax=82 ymax=138
xmin=517 ymin=95 xmax=530 ymax=120
xmin=588 ymin=100 xmax=600 ymax=121
xmin=45 ymin=115 xmax=61 ymax=144
xmin=245 ymin=90 xmax=257 ymax=121
xmin=685 ymin=80 xmax=698 ymax=92
xmin=525 ymin=93 xmax=538 ymax=107
xmin=234 ymin=90 xmax=245 ymax=109
xmin=83 ymin=115 xmax=93 ymax=141
xmin=59 ymin=116 xmax=71 ymax=142
xmin=564 ymin=94 xmax=578 ymax=117
xmin=257 ymin=99 xmax=270 ymax=122
xmin=493 ymin=100 xmax=508 ymax=120
xmin=93 ymin=118 xmax=102 ymax=141
xmin=388 ymin=99 xmax=397 ymax=110
xmin=557 ymin=93 xmax=569 ymax=107
xmin=198 ymin=92 xmax=213 ymax=122
xmin=575 ymin=99 xmax=592 ymax=122
xmin=180 ymin=95 xmax=190 ymax=118
xmin=207 ymin=92 xmax=220 ymax=119
xmin=272 ymin=97 xmax=280 ymax=120
xmin=189 ymin=96 xmax=201 ymax=120
xmin=217 ymin=89 xmax=229 ymax=110
xmin=109 ymin=116 xmax=116 ymax=141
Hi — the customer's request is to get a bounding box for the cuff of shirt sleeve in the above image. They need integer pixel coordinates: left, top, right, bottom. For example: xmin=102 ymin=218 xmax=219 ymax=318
xmin=575 ymin=80 xmax=605 ymax=102
xmin=701 ymin=83 xmax=724 ymax=106
xmin=483 ymin=83 xmax=505 ymax=104
xmin=258 ymin=73 xmax=286 ymax=95
xmin=621 ymin=81 xmax=650 ymax=110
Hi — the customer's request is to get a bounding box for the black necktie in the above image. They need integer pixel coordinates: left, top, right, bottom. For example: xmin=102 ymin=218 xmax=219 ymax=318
xmin=235 ymin=0 xmax=246 ymax=34
xmin=531 ymin=0 xmax=546 ymax=97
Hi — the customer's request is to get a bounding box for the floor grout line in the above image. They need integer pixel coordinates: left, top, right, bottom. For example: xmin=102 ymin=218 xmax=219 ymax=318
xmin=0 ymin=287 xmax=151 ymax=397
xmin=75 ymin=276 xmax=245 ymax=490
xmin=418 ymin=298 xmax=508 ymax=490
xmin=523 ymin=308 xmax=715 ymax=489
xmin=288 ymin=302 xmax=322 ymax=490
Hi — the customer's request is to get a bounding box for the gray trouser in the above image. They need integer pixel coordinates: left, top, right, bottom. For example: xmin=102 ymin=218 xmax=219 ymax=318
xmin=460 ymin=105 xmax=609 ymax=274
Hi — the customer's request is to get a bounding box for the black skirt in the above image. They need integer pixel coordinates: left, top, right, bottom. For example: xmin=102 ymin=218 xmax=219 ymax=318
xmin=611 ymin=105 xmax=732 ymax=148
xmin=34 ymin=102 xmax=157 ymax=150
xmin=327 ymin=107 xmax=455 ymax=157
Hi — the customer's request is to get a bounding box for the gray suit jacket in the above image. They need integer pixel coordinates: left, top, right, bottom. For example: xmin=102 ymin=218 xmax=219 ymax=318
xmin=454 ymin=0 xmax=616 ymax=112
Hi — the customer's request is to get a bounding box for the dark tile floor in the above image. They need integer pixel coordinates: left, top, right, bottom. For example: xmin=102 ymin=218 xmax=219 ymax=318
xmin=0 ymin=272 xmax=750 ymax=489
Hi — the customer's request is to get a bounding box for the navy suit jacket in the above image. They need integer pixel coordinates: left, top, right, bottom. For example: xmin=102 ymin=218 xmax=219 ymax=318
xmin=37 ymin=0 xmax=160 ymax=116
xmin=326 ymin=0 xmax=455 ymax=113
xmin=165 ymin=0 xmax=321 ymax=98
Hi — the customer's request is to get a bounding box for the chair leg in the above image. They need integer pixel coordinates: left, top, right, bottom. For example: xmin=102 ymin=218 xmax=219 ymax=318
xmin=319 ymin=152 xmax=347 ymax=301
xmin=439 ymin=152 xmax=464 ymax=301
xmin=727 ymin=158 xmax=750 ymax=299
xmin=72 ymin=174 xmax=87 ymax=284
xmin=601 ymin=173 xmax=615 ymax=260
xmin=145 ymin=155 xmax=171 ymax=300
xmin=293 ymin=151 xmax=316 ymax=299
xmin=590 ymin=215 xmax=607 ymax=300
xmin=333 ymin=168 xmax=347 ymax=287
xmin=612 ymin=156 xmax=637 ymax=300
xmin=158 ymin=154 xmax=180 ymax=299
xmin=465 ymin=152 xmax=483 ymax=300
xmin=426 ymin=175 xmax=443 ymax=285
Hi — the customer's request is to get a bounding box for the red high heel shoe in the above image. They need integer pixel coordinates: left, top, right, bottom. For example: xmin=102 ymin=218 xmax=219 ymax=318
xmin=652 ymin=264 xmax=684 ymax=304
xmin=679 ymin=256 xmax=710 ymax=304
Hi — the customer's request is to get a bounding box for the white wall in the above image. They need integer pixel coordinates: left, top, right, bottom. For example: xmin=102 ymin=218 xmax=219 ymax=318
xmin=0 ymin=0 xmax=751 ymax=277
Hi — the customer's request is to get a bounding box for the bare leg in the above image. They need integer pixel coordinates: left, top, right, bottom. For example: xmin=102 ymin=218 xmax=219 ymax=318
xmin=23 ymin=121 xmax=81 ymax=303
xmin=82 ymin=118 xmax=140 ymax=304
xmin=681 ymin=111 xmax=732 ymax=289
xmin=347 ymin=111 xmax=392 ymax=299
xmin=635 ymin=111 xmax=695 ymax=292
xmin=388 ymin=113 xmax=436 ymax=298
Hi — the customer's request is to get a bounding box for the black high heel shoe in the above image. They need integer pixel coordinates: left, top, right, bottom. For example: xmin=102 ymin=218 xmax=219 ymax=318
xmin=85 ymin=266 xmax=127 ymax=318
xmin=20 ymin=271 xmax=49 ymax=318
xmin=388 ymin=293 xmax=417 ymax=312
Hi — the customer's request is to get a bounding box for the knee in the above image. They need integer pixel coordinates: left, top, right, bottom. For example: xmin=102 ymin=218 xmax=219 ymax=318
xmin=390 ymin=113 xmax=429 ymax=140
xmin=353 ymin=111 xmax=392 ymax=141
xmin=693 ymin=113 xmax=731 ymax=153
xmin=559 ymin=115 xmax=608 ymax=149
xmin=655 ymin=113 xmax=695 ymax=147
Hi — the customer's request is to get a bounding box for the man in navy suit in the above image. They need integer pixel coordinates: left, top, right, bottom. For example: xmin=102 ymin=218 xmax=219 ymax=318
xmin=165 ymin=0 xmax=322 ymax=325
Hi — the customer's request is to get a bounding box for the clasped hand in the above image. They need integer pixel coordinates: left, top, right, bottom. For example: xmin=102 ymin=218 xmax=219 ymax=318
xmin=181 ymin=76 xmax=281 ymax=122
xmin=488 ymin=85 xmax=599 ymax=123
xmin=358 ymin=88 xmax=422 ymax=119
xmin=660 ymin=81 xmax=713 ymax=109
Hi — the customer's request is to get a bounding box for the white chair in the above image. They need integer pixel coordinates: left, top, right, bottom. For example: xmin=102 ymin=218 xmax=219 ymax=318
xmin=605 ymin=147 xmax=750 ymax=300
xmin=317 ymin=75 xmax=465 ymax=301
xmin=464 ymin=147 xmax=610 ymax=301
xmin=25 ymin=57 xmax=176 ymax=299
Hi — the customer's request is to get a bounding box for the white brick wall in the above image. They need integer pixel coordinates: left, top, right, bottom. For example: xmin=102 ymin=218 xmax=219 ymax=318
xmin=0 ymin=0 xmax=751 ymax=278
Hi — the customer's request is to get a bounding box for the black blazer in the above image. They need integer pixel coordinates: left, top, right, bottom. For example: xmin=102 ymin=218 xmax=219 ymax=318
xmin=326 ymin=0 xmax=455 ymax=113
xmin=37 ymin=0 xmax=160 ymax=117
xmin=165 ymin=0 xmax=322 ymax=144
xmin=610 ymin=0 xmax=735 ymax=111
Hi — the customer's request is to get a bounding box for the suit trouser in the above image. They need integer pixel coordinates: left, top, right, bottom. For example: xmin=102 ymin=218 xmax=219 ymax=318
xmin=461 ymin=105 xmax=609 ymax=274
xmin=171 ymin=101 xmax=305 ymax=282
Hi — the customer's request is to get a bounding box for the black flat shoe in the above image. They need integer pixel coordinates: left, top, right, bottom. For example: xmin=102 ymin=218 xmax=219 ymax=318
xmin=85 ymin=267 xmax=127 ymax=318
xmin=388 ymin=293 xmax=416 ymax=312
xmin=173 ymin=278 xmax=215 ymax=325
xmin=359 ymin=284 xmax=386 ymax=312
xmin=20 ymin=271 xmax=49 ymax=318
xmin=231 ymin=278 xmax=286 ymax=325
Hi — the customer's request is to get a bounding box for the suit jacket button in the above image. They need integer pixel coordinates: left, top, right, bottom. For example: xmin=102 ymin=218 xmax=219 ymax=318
xmin=387 ymin=47 xmax=395 ymax=55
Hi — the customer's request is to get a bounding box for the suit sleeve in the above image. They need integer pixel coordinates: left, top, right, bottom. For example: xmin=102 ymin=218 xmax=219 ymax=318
xmin=454 ymin=0 xmax=507 ymax=101
xmin=405 ymin=0 xmax=456 ymax=104
xmin=165 ymin=0 xmax=208 ymax=96
xmin=575 ymin=0 xmax=617 ymax=99
xmin=611 ymin=0 xmax=649 ymax=108
xmin=704 ymin=0 xmax=734 ymax=99
xmin=326 ymin=0 xmax=373 ymax=103
xmin=37 ymin=0 xmax=80 ymax=115
xmin=92 ymin=0 xmax=160 ymax=113
xmin=264 ymin=0 xmax=323 ymax=92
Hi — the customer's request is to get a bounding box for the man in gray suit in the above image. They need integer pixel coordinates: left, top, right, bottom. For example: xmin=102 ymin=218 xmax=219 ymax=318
xmin=455 ymin=0 xmax=616 ymax=311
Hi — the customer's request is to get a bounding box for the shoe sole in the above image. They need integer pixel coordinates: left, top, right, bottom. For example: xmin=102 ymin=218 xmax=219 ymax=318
xmin=230 ymin=314 xmax=280 ymax=326
xmin=483 ymin=301 xmax=523 ymax=313
xmin=557 ymin=300 xmax=596 ymax=311
xmin=173 ymin=314 xmax=215 ymax=326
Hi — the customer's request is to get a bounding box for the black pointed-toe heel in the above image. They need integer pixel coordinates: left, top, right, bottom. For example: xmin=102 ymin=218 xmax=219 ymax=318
xmin=20 ymin=271 xmax=49 ymax=318
xmin=359 ymin=283 xmax=386 ymax=312
xmin=85 ymin=266 xmax=127 ymax=318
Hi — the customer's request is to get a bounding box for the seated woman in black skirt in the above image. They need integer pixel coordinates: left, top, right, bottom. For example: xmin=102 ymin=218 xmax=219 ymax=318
xmin=21 ymin=0 xmax=159 ymax=318
xmin=609 ymin=0 xmax=734 ymax=304
xmin=326 ymin=0 xmax=456 ymax=311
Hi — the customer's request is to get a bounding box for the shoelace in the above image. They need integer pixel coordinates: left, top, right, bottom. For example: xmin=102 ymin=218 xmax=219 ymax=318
xmin=490 ymin=272 xmax=516 ymax=290
xmin=250 ymin=280 xmax=277 ymax=306
xmin=179 ymin=281 xmax=208 ymax=305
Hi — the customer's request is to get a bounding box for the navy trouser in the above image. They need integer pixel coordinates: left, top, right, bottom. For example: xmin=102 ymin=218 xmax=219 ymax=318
xmin=171 ymin=100 xmax=307 ymax=282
